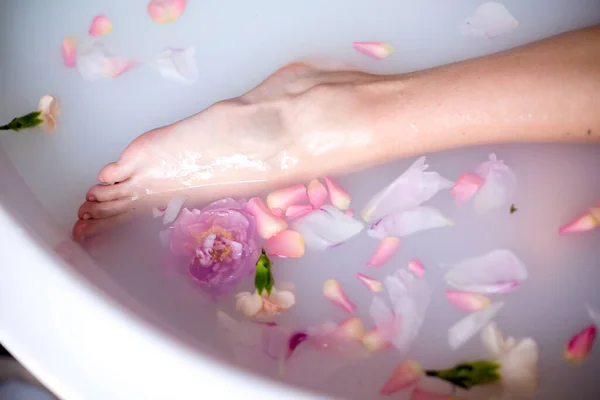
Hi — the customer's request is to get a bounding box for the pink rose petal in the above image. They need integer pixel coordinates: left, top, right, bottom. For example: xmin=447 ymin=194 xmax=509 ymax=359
xmin=265 ymin=230 xmax=305 ymax=258
xmin=473 ymin=154 xmax=517 ymax=214
xmin=104 ymin=57 xmax=138 ymax=78
xmin=324 ymin=176 xmax=351 ymax=210
xmin=76 ymin=41 xmax=137 ymax=81
xmin=267 ymin=184 xmax=308 ymax=213
xmin=150 ymin=47 xmax=199 ymax=84
xmin=338 ymin=317 xmax=365 ymax=341
xmin=89 ymin=15 xmax=113 ymax=37
xmin=444 ymin=249 xmax=527 ymax=294
xmin=162 ymin=196 xmax=186 ymax=224
xmin=411 ymin=388 xmax=456 ymax=400
xmin=380 ymin=360 xmax=422 ymax=395
xmin=353 ymin=42 xmax=394 ymax=60
xmin=61 ymin=37 xmax=77 ymax=68
xmin=152 ymin=206 xmax=166 ymax=219
xmin=291 ymin=205 xmax=363 ymax=250
xmin=451 ymin=172 xmax=483 ymax=206
xmin=559 ymin=208 xmax=600 ymax=235
xmin=356 ymin=273 xmax=384 ymax=293
xmin=345 ymin=209 xmax=355 ymax=218
xmin=362 ymin=328 xmax=390 ymax=352
xmin=307 ymin=179 xmax=328 ymax=208
xmin=460 ymin=2 xmax=519 ymax=38
xmin=285 ymin=204 xmax=314 ymax=220
xmin=408 ymin=259 xmax=425 ymax=278
xmin=367 ymin=237 xmax=400 ymax=268
xmin=445 ymin=291 xmax=491 ymax=312
xmin=323 ymin=279 xmax=356 ymax=314
xmin=271 ymin=208 xmax=284 ymax=217
xmin=368 ymin=207 xmax=454 ymax=239
xmin=247 ymin=197 xmax=288 ymax=239
xmin=564 ymin=325 xmax=596 ymax=364
xmin=148 ymin=0 xmax=187 ymax=24
xmin=448 ymin=301 xmax=504 ymax=350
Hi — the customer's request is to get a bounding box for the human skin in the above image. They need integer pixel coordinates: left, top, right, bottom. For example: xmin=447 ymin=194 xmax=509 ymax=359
xmin=73 ymin=25 xmax=600 ymax=241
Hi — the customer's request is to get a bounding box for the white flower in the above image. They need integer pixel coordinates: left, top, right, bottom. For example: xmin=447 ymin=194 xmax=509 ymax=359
xmin=235 ymin=288 xmax=295 ymax=319
xmin=481 ymin=322 xmax=538 ymax=398
xmin=38 ymin=94 xmax=60 ymax=133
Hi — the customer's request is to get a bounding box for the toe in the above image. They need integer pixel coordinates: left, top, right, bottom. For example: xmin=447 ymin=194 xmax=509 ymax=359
xmin=98 ymin=161 xmax=135 ymax=184
xmin=87 ymin=180 xmax=134 ymax=203
xmin=78 ymin=198 xmax=133 ymax=220
xmin=72 ymin=213 xmax=135 ymax=242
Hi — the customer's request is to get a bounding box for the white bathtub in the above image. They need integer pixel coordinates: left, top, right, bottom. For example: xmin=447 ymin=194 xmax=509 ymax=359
xmin=1 ymin=1 xmax=600 ymax=399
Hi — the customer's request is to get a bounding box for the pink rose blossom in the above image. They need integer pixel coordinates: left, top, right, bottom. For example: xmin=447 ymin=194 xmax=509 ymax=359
xmin=162 ymin=198 xmax=258 ymax=297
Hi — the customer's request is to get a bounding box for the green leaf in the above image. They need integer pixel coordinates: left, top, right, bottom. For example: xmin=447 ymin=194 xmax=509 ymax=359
xmin=255 ymin=249 xmax=274 ymax=295
xmin=0 ymin=111 xmax=43 ymax=132
xmin=510 ymin=204 xmax=517 ymax=214
xmin=425 ymin=360 xmax=501 ymax=390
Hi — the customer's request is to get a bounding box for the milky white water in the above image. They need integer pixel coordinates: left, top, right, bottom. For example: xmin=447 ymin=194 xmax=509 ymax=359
xmin=0 ymin=0 xmax=599 ymax=398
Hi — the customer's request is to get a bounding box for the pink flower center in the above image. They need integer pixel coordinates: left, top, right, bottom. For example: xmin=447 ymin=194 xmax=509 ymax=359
xmin=194 ymin=233 xmax=243 ymax=268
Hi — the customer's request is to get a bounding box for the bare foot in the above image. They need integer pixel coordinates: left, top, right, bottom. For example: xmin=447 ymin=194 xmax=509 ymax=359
xmin=73 ymin=61 xmax=373 ymax=240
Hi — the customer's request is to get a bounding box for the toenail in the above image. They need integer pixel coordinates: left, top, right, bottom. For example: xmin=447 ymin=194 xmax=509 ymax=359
xmin=83 ymin=213 xmax=91 ymax=220
xmin=88 ymin=195 xmax=96 ymax=202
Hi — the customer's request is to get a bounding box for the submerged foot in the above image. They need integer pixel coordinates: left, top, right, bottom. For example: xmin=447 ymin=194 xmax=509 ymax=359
xmin=73 ymin=60 xmax=370 ymax=240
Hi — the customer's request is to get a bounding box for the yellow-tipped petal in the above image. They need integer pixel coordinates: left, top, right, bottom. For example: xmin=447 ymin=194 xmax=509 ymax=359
xmin=323 ymin=279 xmax=356 ymax=314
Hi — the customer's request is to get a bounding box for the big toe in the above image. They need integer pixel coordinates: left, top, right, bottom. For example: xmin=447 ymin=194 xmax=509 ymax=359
xmin=98 ymin=161 xmax=135 ymax=184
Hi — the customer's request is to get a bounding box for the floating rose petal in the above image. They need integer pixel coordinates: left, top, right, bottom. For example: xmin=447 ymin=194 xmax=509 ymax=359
xmin=460 ymin=2 xmax=519 ymax=38
xmin=162 ymin=196 xmax=186 ymax=225
xmin=339 ymin=317 xmax=365 ymax=341
xmin=587 ymin=304 xmax=600 ymax=329
xmin=356 ymin=273 xmax=384 ymax=293
xmin=148 ymin=0 xmax=187 ymax=24
xmin=89 ymin=15 xmax=113 ymax=37
xmin=410 ymin=388 xmax=456 ymax=400
xmin=444 ymin=249 xmax=527 ymax=294
xmin=307 ymin=179 xmax=328 ymax=208
xmin=267 ymin=184 xmax=308 ymax=212
xmin=76 ymin=40 xmax=138 ymax=80
xmin=445 ymin=291 xmax=491 ymax=312
xmin=368 ymin=207 xmax=454 ymax=240
xmin=451 ymin=172 xmax=483 ymax=206
xmin=285 ymin=204 xmax=313 ymax=220
xmin=345 ymin=209 xmax=355 ymax=218
xmin=324 ymin=176 xmax=351 ymax=210
xmin=380 ymin=360 xmax=422 ymax=395
xmin=362 ymin=157 xmax=453 ymax=223
xmin=292 ymin=205 xmax=363 ymax=250
xmin=265 ymin=230 xmax=305 ymax=258
xmin=150 ymin=47 xmax=199 ymax=84
xmin=104 ymin=58 xmax=138 ymax=78
xmin=362 ymin=327 xmax=390 ymax=352
xmin=38 ymin=94 xmax=60 ymax=133
xmin=247 ymin=197 xmax=288 ymax=239
xmin=323 ymin=279 xmax=356 ymax=314
xmin=235 ymin=288 xmax=296 ymax=319
xmin=271 ymin=208 xmax=284 ymax=217
xmin=152 ymin=206 xmax=166 ymax=218
xmin=408 ymin=259 xmax=425 ymax=278
xmin=564 ymin=325 xmax=596 ymax=364
xmin=353 ymin=42 xmax=394 ymax=60
xmin=473 ymin=154 xmax=517 ymax=214
xmin=559 ymin=208 xmax=600 ymax=235
xmin=448 ymin=301 xmax=504 ymax=350
xmin=61 ymin=37 xmax=77 ymax=68
xmin=367 ymin=237 xmax=400 ymax=268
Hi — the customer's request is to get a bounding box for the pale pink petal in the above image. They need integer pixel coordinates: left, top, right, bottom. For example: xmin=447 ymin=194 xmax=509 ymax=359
xmin=162 ymin=196 xmax=186 ymax=225
xmin=271 ymin=208 xmax=284 ymax=217
xmin=367 ymin=236 xmax=400 ymax=268
xmin=408 ymin=259 xmax=425 ymax=278
xmin=38 ymin=94 xmax=60 ymax=133
xmin=410 ymin=388 xmax=456 ymax=400
xmin=89 ymin=15 xmax=113 ymax=37
xmin=152 ymin=207 xmax=166 ymax=218
xmin=150 ymin=47 xmax=199 ymax=84
xmin=148 ymin=0 xmax=187 ymax=24
xmin=291 ymin=205 xmax=363 ymax=250
xmin=307 ymin=179 xmax=328 ymax=208
xmin=559 ymin=208 xmax=600 ymax=235
xmin=104 ymin=57 xmax=138 ymax=78
xmin=345 ymin=209 xmax=355 ymax=218
xmin=338 ymin=317 xmax=365 ymax=341
xmin=267 ymin=184 xmax=308 ymax=212
xmin=76 ymin=41 xmax=115 ymax=80
xmin=353 ymin=42 xmax=394 ymax=60
xmin=587 ymin=304 xmax=600 ymax=329
xmin=324 ymin=176 xmax=351 ymax=210
xmin=368 ymin=207 xmax=454 ymax=239
xmin=444 ymin=249 xmax=527 ymax=293
xmin=380 ymin=360 xmax=422 ymax=395
xmin=473 ymin=154 xmax=517 ymax=214
xmin=564 ymin=325 xmax=596 ymax=364
xmin=247 ymin=197 xmax=288 ymax=239
xmin=265 ymin=230 xmax=305 ymax=258
xmin=362 ymin=157 xmax=453 ymax=222
xmin=460 ymin=2 xmax=519 ymax=38
xmin=235 ymin=292 xmax=263 ymax=317
xmin=268 ymin=289 xmax=296 ymax=310
xmin=362 ymin=327 xmax=390 ymax=352
xmin=451 ymin=172 xmax=483 ymax=206
xmin=448 ymin=301 xmax=505 ymax=350
xmin=61 ymin=37 xmax=77 ymax=68
xmin=285 ymin=204 xmax=314 ymax=220
xmin=445 ymin=291 xmax=491 ymax=312
xmin=323 ymin=279 xmax=356 ymax=314
xmin=356 ymin=273 xmax=384 ymax=293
